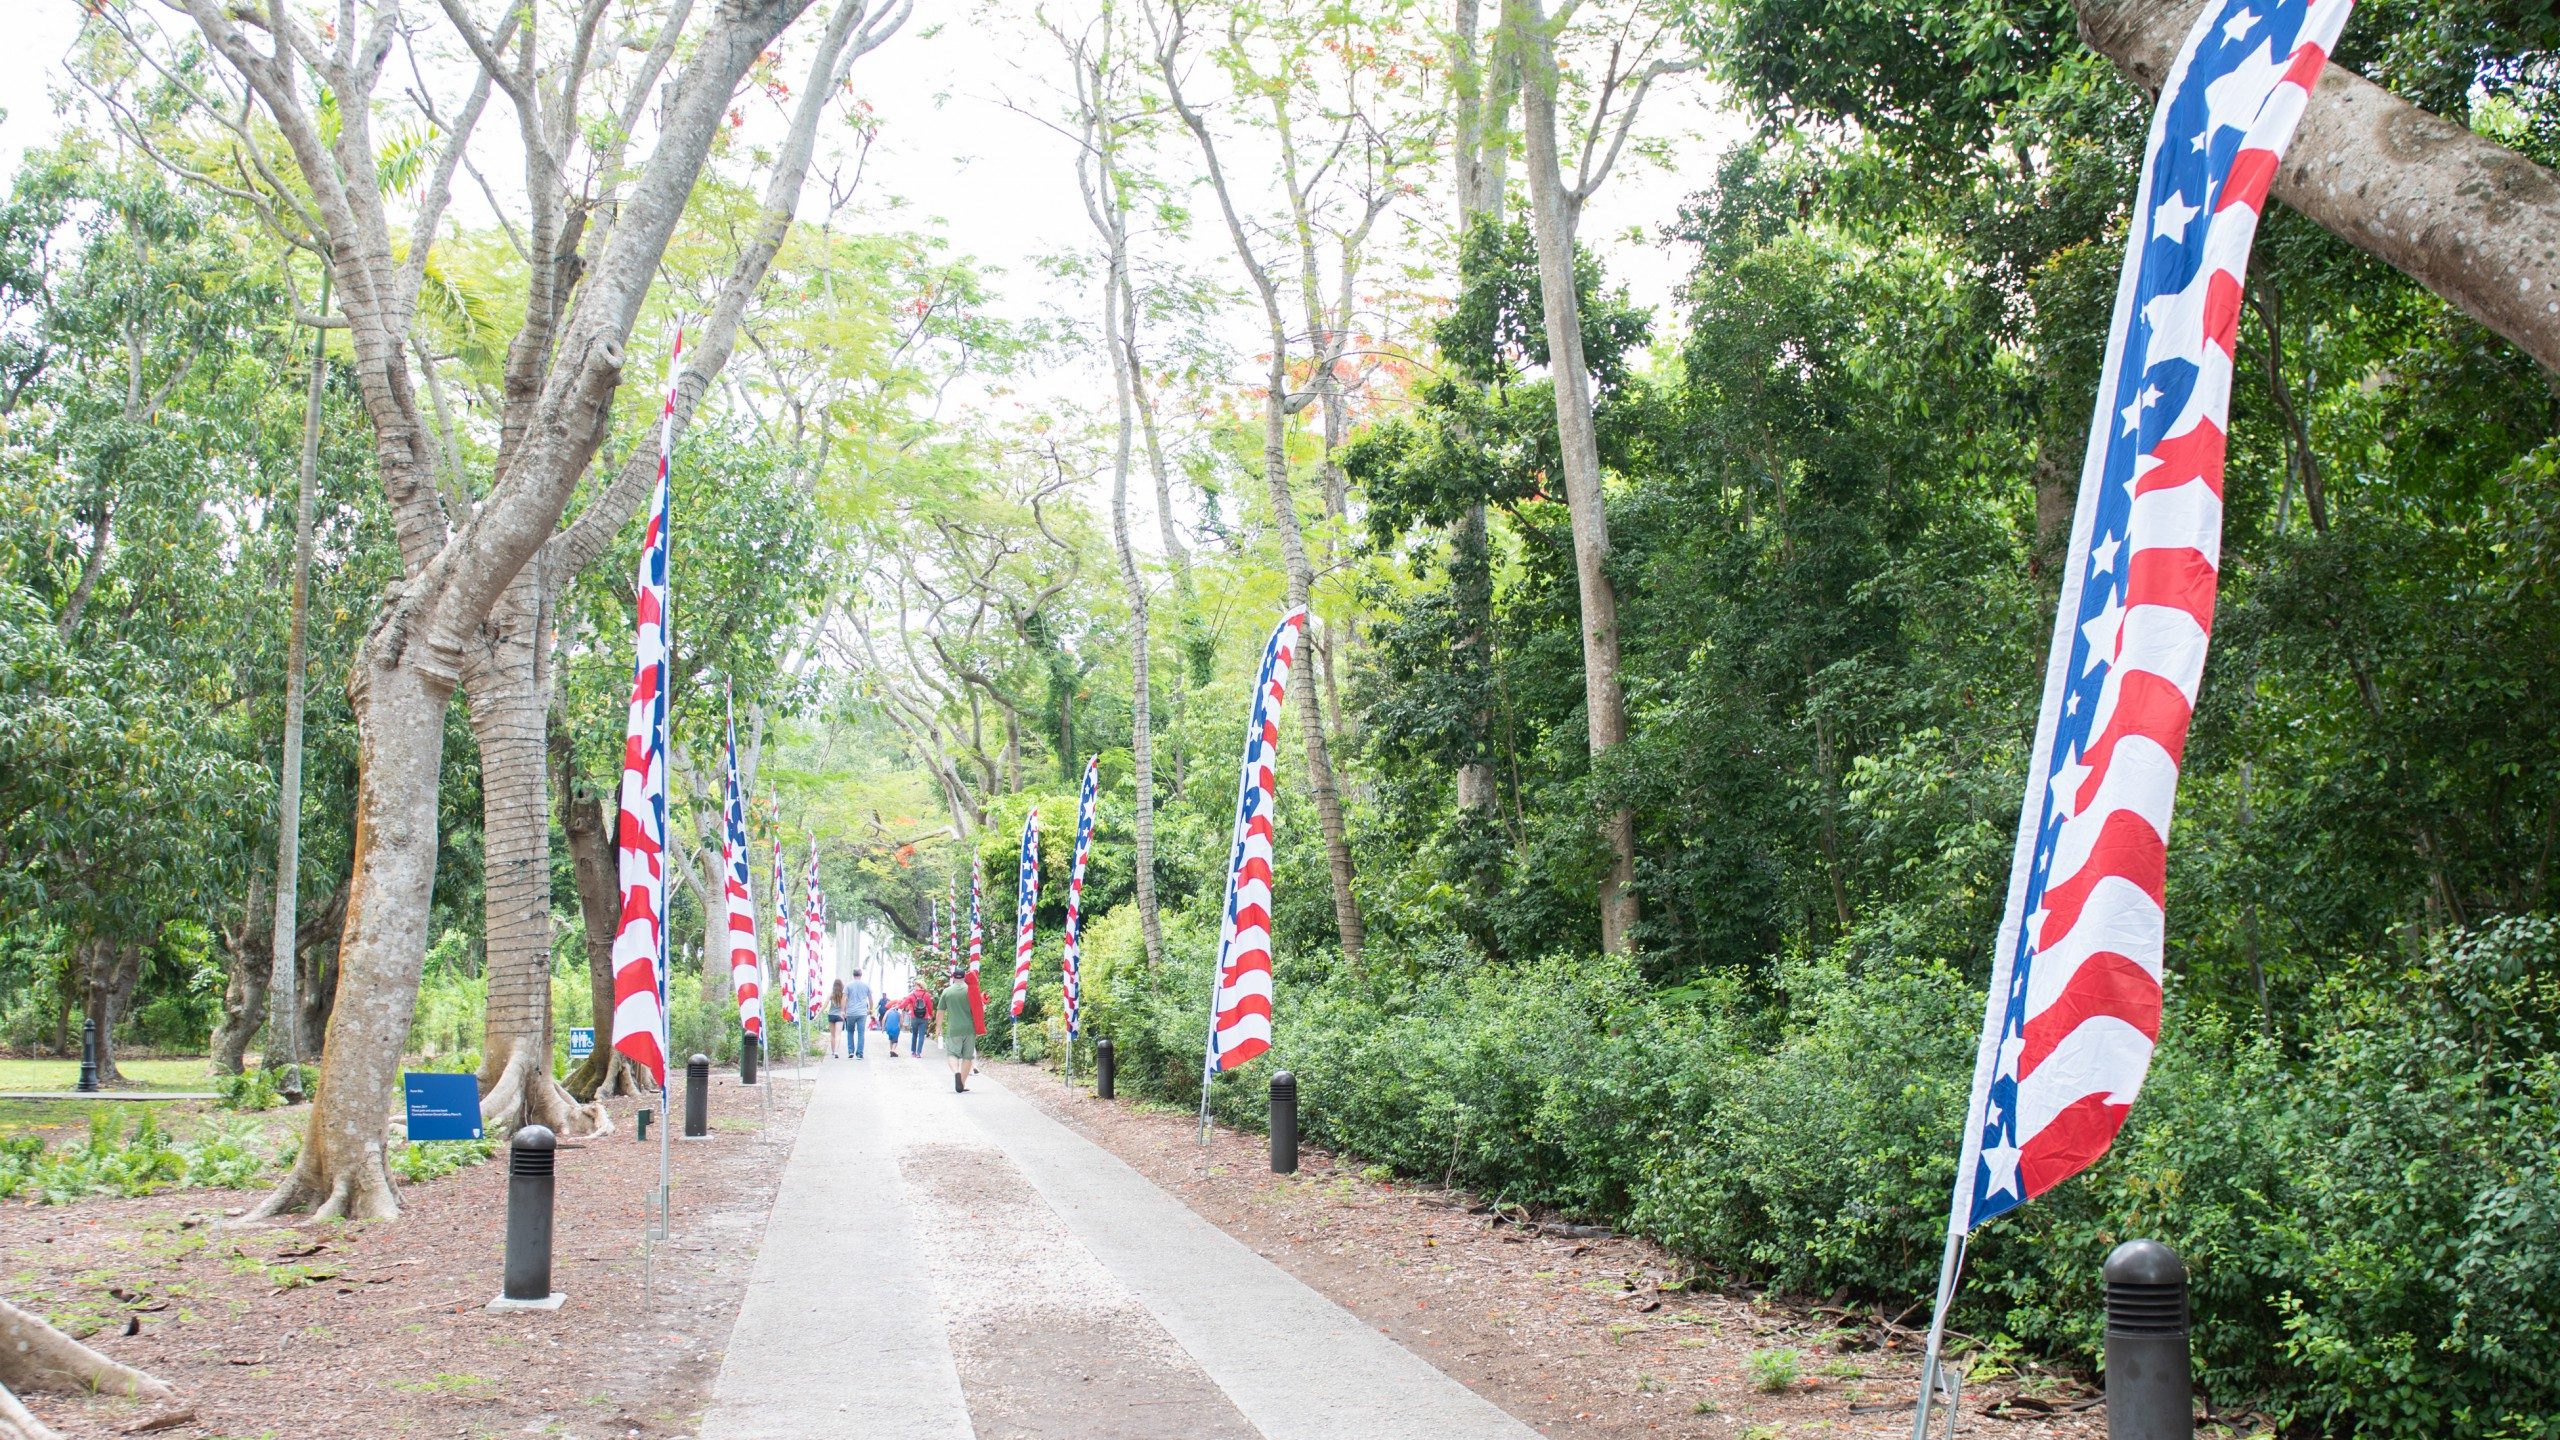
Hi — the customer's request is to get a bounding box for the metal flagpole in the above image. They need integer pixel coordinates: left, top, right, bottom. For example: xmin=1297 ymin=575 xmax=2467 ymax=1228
xmin=1908 ymin=1231 xmax=1966 ymax=1438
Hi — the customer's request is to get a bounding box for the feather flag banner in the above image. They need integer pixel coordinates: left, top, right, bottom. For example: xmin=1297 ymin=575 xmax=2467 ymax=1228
xmin=772 ymin=833 xmax=797 ymax=1025
xmin=607 ymin=332 xmax=684 ymax=1093
xmin=1010 ymin=810 xmax=1040 ymax=1019
xmin=802 ymin=840 xmax=826 ymax=1018
xmin=966 ymin=859 xmax=988 ymax=1036
xmin=721 ymin=710 xmax=761 ymax=1037
xmin=1912 ymin=0 xmax=2354 ymax=1426
xmin=1061 ymin=756 xmax=1099 ymax=1039
xmin=1202 ymin=608 xmax=1307 ymax=1077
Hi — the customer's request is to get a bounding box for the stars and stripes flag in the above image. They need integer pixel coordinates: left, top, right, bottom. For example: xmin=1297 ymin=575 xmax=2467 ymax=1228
xmin=607 ymin=332 xmax=684 ymax=1093
xmin=1060 ymin=756 xmax=1099 ymax=1039
xmin=1915 ymin=0 xmax=2354 ymax=1421
xmin=1203 ymin=608 xmax=1306 ymax=1076
xmin=802 ymin=839 xmax=826 ymax=1018
xmin=1010 ymin=810 xmax=1040 ymax=1019
xmin=721 ymin=707 xmax=762 ymax=1038
xmin=966 ymin=859 xmax=988 ymax=1036
xmin=772 ymin=832 xmax=797 ymax=1025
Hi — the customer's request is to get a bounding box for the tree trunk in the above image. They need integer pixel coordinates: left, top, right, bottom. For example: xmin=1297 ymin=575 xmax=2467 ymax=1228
xmin=1262 ymin=354 xmax=1368 ymax=965
xmin=557 ymin=710 xmax=645 ymax=1102
xmin=1157 ymin=15 xmax=1367 ymax=965
xmin=0 ymin=1295 xmax=175 ymax=1439
xmin=245 ymin=654 xmax=454 ymax=1223
xmin=210 ymin=872 xmax=273 ymax=1075
xmin=1100 ymin=163 xmax=1167 ymax=970
xmin=2074 ymin=0 xmax=2560 ymax=373
xmin=1452 ymin=504 xmax=1499 ymax=821
xmin=78 ymin=942 xmax=141 ymax=1089
xmin=266 ymin=271 xmax=328 ymax=1102
xmin=465 ymin=573 xmax=605 ymax=1138
xmin=1511 ymin=0 xmax=1639 ymax=954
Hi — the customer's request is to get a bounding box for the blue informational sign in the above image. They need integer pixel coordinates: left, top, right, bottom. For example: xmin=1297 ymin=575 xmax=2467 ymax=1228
xmin=403 ymin=1071 xmax=483 ymax=1142
xmin=568 ymin=1027 xmax=595 ymax=1060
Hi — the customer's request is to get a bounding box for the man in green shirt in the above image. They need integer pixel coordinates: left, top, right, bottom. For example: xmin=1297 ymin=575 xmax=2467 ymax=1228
xmin=937 ymin=967 xmax=978 ymax=1093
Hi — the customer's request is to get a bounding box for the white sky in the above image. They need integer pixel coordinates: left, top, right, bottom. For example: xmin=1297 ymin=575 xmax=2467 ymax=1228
xmin=3 ymin=0 xmax=1740 ymax=413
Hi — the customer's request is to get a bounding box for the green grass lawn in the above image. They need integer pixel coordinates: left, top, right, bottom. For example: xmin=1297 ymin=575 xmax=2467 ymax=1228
xmin=0 ymin=1056 xmax=216 ymax=1092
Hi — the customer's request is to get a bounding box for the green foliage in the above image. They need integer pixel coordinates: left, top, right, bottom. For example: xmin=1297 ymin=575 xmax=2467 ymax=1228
xmin=389 ymin=1137 xmax=497 ymax=1184
xmin=1745 ymin=1348 xmax=1801 ymax=1394
xmin=1072 ymin=916 xmax=2560 ymax=1436
xmin=0 ymin=1108 xmax=281 ymax=1202
xmin=215 ymin=1065 xmax=320 ymax=1112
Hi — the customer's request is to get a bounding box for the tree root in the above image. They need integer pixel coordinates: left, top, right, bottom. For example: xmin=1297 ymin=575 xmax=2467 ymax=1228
xmin=237 ymin=1138 xmax=400 ymax=1224
xmin=0 ymin=1296 xmax=176 ymax=1439
xmin=477 ymin=1045 xmax=610 ymax=1140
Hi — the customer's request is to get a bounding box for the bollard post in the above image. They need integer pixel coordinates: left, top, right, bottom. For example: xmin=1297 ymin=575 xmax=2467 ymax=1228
xmin=1269 ymin=1070 xmax=1299 ymax=1175
xmin=490 ymin=1125 xmax=565 ymax=1310
xmin=683 ymin=1054 xmax=710 ymax=1139
xmin=1095 ymin=1038 xmax=1116 ymax=1100
xmin=2104 ymin=1239 xmax=2192 ymax=1440
xmin=635 ymin=1106 xmax=652 ymax=1141
xmin=739 ymin=1032 xmax=760 ymax=1086
xmin=77 ymin=1019 xmax=98 ymax=1093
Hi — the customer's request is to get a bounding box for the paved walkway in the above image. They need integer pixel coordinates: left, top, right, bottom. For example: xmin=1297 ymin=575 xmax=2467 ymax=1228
xmin=701 ymin=1039 xmax=1544 ymax=1440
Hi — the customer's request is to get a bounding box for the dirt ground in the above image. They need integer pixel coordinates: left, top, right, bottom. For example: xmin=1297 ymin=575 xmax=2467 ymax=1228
xmin=997 ymin=1062 xmax=2116 ymax=1440
xmin=7 ymin=1070 xmax=806 ymax=1440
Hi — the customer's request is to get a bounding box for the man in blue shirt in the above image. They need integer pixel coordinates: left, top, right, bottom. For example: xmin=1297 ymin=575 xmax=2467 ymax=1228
xmin=841 ymin=969 xmax=874 ymax=1058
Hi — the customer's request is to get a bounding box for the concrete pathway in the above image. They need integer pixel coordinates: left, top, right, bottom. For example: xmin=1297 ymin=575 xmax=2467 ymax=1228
xmin=700 ymin=1038 xmax=1545 ymax=1440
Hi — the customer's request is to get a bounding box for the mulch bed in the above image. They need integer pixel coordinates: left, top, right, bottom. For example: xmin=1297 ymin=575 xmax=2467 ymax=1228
xmin=1000 ymin=1062 xmax=2115 ymax=1440
xmin=8 ymin=1072 xmax=805 ymax=1440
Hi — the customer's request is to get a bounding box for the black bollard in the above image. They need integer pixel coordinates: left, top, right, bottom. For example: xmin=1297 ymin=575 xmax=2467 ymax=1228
xmin=1269 ymin=1070 xmax=1299 ymax=1175
xmin=500 ymin=1125 xmax=559 ymax=1304
xmin=77 ymin=1019 xmax=98 ymax=1093
xmin=1095 ymin=1038 xmax=1116 ymax=1100
xmin=740 ymin=1032 xmax=760 ymax=1086
xmin=635 ymin=1106 xmax=652 ymax=1141
xmin=2104 ymin=1239 xmax=2193 ymax=1440
xmin=684 ymin=1054 xmax=710 ymax=1138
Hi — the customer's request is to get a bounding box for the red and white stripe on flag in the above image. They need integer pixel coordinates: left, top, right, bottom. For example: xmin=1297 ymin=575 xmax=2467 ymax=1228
xmin=1060 ymin=757 xmax=1098 ymax=1037
xmin=1953 ymin=0 xmax=2353 ymax=1232
xmin=772 ymin=833 xmax=797 ymax=1025
xmin=722 ymin=713 xmax=762 ymax=1036
xmin=608 ymin=332 xmax=684 ymax=1092
xmin=1010 ymin=810 xmax=1040 ymax=1018
xmin=1206 ymin=607 xmax=1306 ymax=1074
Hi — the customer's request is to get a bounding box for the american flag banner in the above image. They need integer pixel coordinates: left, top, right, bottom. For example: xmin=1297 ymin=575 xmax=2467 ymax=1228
xmin=801 ymin=839 xmax=826 ymax=1017
xmin=1060 ymin=756 xmax=1099 ymax=1039
xmin=772 ymin=833 xmax=797 ymax=1025
xmin=966 ymin=859 xmax=987 ymax=1035
xmin=607 ymin=332 xmax=684 ymax=1093
xmin=1914 ymin=0 xmax=2353 ymax=1424
xmin=721 ymin=709 xmax=762 ymax=1038
xmin=1010 ymin=810 xmax=1040 ymax=1018
xmin=1202 ymin=608 xmax=1307 ymax=1077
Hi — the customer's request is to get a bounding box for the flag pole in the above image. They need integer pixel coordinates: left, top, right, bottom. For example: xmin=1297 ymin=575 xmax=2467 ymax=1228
xmin=652 ymin=328 xmax=681 ymax=1248
xmin=1908 ymin=1230 xmax=1966 ymax=1438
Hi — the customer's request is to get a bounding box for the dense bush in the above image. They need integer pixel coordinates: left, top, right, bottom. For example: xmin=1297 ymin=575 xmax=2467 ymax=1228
xmin=1076 ymin=913 xmax=2560 ymax=1438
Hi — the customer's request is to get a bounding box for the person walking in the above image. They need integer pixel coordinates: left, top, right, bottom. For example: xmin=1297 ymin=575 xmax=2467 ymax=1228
xmin=883 ymin=990 xmax=904 ymax=1057
xmin=826 ymin=979 xmax=846 ymax=1058
xmin=939 ymin=966 xmax=979 ymax=1092
xmin=908 ymin=981 xmax=934 ymax=1060
xmin=842 ymin=968 xmax=873 ymax=1059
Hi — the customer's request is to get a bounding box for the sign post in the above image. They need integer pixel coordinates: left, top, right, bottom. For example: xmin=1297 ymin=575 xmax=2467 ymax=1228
xmin=568 ymin=1027 xmax=595 ymax=1062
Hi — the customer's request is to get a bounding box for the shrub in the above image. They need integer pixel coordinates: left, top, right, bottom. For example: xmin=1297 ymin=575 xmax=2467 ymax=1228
xmin=1746 ymin=1348 xmax=1801 ymax=1393
xmin=1057 ymin=907 xmax=2560 ymax=1438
